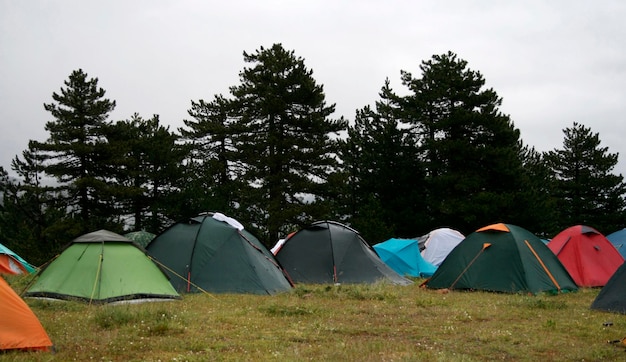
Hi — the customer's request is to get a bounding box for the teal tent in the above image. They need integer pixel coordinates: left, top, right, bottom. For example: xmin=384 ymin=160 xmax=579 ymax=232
xmin=373 ymin=238 xmax=437 ymax=277
xmin=146 ymin=212 xmax=293 ymax=295
xmin=24 ymin=230 xmax=180 ymax=304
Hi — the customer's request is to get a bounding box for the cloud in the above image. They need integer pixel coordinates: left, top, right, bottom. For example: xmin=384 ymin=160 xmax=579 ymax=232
xmin=2 ymin=0 xmax=626 ymax=175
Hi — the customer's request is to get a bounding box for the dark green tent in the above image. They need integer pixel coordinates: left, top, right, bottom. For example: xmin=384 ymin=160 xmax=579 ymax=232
xmin=275 ymin=221 xmax=412 ymax=285
xmin=591 ymin=262 xmax=626 ymax=314
xmin=24 ymin=230 xmax=180 ymax=304
xmin=146 ymin=213 xmax=293 ymax=295
xmin=425 ymin=223 xmax=577 ymax=294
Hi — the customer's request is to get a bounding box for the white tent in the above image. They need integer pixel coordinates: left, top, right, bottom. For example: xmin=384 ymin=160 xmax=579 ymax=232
xmin=419 ymin=228 xmax=465 ymax=266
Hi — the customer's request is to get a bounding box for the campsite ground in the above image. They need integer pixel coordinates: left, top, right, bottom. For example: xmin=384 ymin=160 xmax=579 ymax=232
xmin=5 ymin=278 xmax=626 ymax=361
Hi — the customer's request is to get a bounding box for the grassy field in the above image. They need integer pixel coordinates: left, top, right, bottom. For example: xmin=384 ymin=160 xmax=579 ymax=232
xmin=4 ymin=278 xmax=626 ymax=361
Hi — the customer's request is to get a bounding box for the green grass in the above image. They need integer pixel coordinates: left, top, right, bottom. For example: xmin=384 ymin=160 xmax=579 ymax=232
xmin=5 ymin=279 xmax=626 ymax=361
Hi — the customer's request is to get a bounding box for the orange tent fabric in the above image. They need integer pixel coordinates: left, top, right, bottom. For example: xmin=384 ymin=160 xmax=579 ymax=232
xmin=0 ymin=277 xmax=52 ymax=351
xmin=548 ymin=225 xmax=624 ymax=287
xmin=0 ymin=254 xmax=29 ymax=275
xmin=476 ymin=223 xmax=510 ymax=233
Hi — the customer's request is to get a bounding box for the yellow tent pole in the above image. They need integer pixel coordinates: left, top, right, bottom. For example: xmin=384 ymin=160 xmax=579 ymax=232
xmin=89 ymin=252 xmax=103 ymax=306
xmin=148 ymin=256 xmax=216 ymax=299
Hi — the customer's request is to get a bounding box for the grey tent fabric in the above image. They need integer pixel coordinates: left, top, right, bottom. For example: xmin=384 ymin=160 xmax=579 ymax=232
xmin=275 ymin=221 xmax=412 ymax=285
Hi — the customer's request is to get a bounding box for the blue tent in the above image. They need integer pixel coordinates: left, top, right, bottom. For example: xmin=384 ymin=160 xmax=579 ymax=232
xmin=606 ymin=228 xmax=626 ymax=259
xmin=373 ymin=238 xmax=437 ymax=278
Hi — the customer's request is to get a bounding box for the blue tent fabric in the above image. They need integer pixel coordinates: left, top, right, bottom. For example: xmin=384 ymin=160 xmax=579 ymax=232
xmin=373 ymin=238 xmax=437 ymax=278
xmin=606 ymin=228 xmax=626 ymax=259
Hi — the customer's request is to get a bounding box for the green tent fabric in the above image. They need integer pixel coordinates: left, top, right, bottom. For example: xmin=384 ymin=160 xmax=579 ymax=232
xmin=591 ymin=261 xmax=626 ymax=314
xmin=425 ymin=223 xmax=577 ymax=294
xmin=124 ymin=231 xmax=156 ymax=248
xmin=24 ymin=230 xmax=180 ymax=304
xmin=146 ymin=212 xmax=293 ymax=295
xmin=275 ymin=221 xmax=413 ymax=285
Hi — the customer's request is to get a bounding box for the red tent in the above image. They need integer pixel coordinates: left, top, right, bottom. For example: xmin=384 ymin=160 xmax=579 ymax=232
xmin=0 ymin=276 xmax=52 ymax=351
xmin=548 ymin=225 xmax=624 ymax=287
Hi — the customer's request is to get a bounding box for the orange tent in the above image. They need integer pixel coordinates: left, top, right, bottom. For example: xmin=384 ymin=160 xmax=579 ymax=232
xmin=0 ymin=277 xmax=52 ymax=351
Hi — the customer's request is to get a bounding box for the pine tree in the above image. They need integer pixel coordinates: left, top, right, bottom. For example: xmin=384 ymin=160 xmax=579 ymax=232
xmin=179 ymin=95 xmax=242 ymax=217
xmin=229 ymin=44 xmax=347 ymax=244
xmin=103 ymin=114 xmax=187 ymax=232
xmin=397 ymin=52 xmax=527 ymax=233
xmin=341 ymin=79 xmax=427 ymax=242
xmin=544 ymin=122 xmax=626 ymax=232
xmin=30 ymin=69 xmax=116 ymax=233
xmin=0 ymin=149 xmax=73 ymax=265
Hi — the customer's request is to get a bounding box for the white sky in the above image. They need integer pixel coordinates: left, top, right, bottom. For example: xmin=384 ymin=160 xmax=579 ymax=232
xmin=2 ymin=0 xmax=626 ymax=175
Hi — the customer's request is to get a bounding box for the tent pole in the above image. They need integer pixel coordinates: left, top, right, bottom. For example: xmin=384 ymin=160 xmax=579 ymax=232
xmin=89 ymin=243 xmax=105 ymax=305
xmin=450 ymin=243 xmax=490 ymax=289
xmin=524 ymin=240 xmax=561 ymax=291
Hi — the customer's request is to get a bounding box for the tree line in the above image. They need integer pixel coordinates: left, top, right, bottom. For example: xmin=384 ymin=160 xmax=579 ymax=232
xmin=1 ymin=44 xmax=625 ymax=266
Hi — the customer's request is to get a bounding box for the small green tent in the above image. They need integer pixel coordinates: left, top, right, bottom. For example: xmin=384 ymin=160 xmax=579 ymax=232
xmin=425 ymin=223 xmax=577 ymax=294
xmin=24 ymin=230 xmax=180 ymax=304
xmin=146 ymin=212 xmax=293 ymax=295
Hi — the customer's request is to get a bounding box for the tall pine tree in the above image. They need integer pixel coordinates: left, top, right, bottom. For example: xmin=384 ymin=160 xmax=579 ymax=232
xmin=397 ymin=52 xmax=527 ymax=233
xmin=341 ymin=79 xmax=427 ymax=242
xmin=229 ymin=44 xmax=347 ymax=244
xmin=544 ymin=122 xmax=626 ymax=232
xmin=30 ymin=69 xmax=117 ymax=233
xmin=179 ymin=95 xmax=242 ymax=217
xmin=103 ymin=114 xmax=187 ymax=232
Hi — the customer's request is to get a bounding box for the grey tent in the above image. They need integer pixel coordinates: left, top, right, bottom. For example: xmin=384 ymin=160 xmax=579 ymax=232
xmin=275 ymin=221 xmax=412 ymax=285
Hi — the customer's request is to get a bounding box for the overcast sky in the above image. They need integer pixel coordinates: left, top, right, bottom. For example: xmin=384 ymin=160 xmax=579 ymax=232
xmin=2 ymin=1 xmax=626 ymax=176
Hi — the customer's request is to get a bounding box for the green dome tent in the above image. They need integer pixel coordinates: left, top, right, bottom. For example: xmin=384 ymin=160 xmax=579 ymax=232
xmin=591 ymin=261 xmax=626 ymax=314
xmin=24 ymin=230 xmax=180 ymax=304
xmin=425 ymin=223 xmax=577 ymax=294
xmin=146 ymin=212 xmax=293 ymax=295
xmin=275 ymin=221 xmax=412 ymax=285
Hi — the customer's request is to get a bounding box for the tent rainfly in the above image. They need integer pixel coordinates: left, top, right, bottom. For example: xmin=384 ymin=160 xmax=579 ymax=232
xmin=24 ymin=230 xmax=180 ymax=304
xmin=275 ymin=220 xmax=413 ymax=285
xmin=591 ymin=261 xmax=626 ymax=314
xmin=0 ymin=276 xmax=53 ymax=351
xmin=425 ymin=223 xmax=578 ymax=294
xmin=0 ymin=243 xmax=36 ymax=275
xmin=418 ymin=228 xmax=465 ymax=267
xmin=548 ymin=225 xmax=624 ymax=287
xmin=605 ymin=228 xmax=626 ymax=260
xmin=373 ymin=238 xmax=437 ymax=278
xmin=146 ymin=212 xmax=293 ymax=295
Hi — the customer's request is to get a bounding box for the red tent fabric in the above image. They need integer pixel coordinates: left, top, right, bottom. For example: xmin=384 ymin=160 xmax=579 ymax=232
xmin=548 ymin=225 xmax=624 ymax=287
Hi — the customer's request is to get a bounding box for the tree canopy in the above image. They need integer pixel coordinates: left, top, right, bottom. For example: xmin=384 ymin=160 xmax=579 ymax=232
xmin=1 ymin=48 xmax=625 ymax=262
